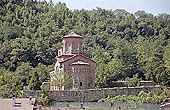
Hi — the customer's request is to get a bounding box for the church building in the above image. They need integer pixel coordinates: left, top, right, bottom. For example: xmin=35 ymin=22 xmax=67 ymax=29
xmin=50 ymin=32 xmax=95 ymax=90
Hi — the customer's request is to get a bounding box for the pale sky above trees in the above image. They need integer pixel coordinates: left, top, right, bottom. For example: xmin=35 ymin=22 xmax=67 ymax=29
xmin=45 ymin=0 xmax=170 ymax=15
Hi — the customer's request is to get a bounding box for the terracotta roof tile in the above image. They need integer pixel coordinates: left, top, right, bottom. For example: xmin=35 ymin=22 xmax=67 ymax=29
xmin=59 ymin=54 xmax=95 ymax=63
xmin=70 ymin=60 xmax=90 ymax=65
xmin=63 ymin=32 xmax=84 ymax=39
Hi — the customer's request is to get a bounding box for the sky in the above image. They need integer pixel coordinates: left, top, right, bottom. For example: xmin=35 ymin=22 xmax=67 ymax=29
xmin=45 ymin=0 xmax=170 ymax=15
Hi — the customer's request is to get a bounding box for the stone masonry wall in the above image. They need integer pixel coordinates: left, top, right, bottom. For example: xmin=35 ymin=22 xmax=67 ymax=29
xmin=23 ymin=87 xmax=167 ymax=102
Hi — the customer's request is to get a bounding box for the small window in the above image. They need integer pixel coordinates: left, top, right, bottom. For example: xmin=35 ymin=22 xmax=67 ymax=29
xmin=59 ymin=51 xmax=62 ymax=56
xmin=80 ymin=82 xmax=82 ymax=86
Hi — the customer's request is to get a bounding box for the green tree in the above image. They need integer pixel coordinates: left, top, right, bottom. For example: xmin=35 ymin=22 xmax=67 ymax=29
xmin=136 ymin=37 xmax=170 ymax=85
xmin=113 ymin=38 xmax=139 ymax=79
xmin=35 ymin=63 xmax=50 ymax=84
xmin=0 ymin=0 xmax=170 ymax=88
xmin=0 ymin=73 xmax=23 ymax=98
xmin=51 ymin=71 xmax=70 ymax=90
xmin=15 ymin=62 xmax=33 ymax=86
xmin=28 ymin=71 xmax=41 ymax=90
xmin=164 ymin=40 xmax=170 ymax=70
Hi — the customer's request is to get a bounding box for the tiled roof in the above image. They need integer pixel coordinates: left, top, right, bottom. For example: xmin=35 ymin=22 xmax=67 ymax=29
xmin=70 ymin=60 xmax=90 ymax=65
xmin=59 ymin=54 xmax=96 ymax=63
xmin=63 ymin=32 xmax=84 ymax=39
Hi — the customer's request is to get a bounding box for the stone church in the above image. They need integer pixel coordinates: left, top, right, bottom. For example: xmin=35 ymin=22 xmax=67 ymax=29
xmin=50 ymin=32 xmax=95 ymax=90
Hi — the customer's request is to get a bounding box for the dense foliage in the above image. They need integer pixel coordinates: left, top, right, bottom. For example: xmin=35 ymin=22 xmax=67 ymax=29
xmin=0 ymin=0 xmax=170 ymax=97
xmin=98 ymin=88 xmax=170 ymax=104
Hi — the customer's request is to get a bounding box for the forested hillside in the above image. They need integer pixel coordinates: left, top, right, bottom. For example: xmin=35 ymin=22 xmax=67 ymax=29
xmin=0 ymin=0 xmax=170 ymax=97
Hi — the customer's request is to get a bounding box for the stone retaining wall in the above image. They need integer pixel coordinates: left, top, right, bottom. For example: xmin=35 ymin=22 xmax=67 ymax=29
xmin=23 ymin=87 xmax=167 ymax=102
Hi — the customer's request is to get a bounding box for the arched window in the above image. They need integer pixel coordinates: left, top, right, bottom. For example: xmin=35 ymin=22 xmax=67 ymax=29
xmin=80 ymin=82 xmax=82 ymax=86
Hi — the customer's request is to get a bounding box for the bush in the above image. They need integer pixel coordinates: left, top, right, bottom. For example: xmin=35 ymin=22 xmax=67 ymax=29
xmin=36 ymin=93 xmax=50 ymax=106
xmin=125 ymin=74 xmax=141 ymax=87
xmin=98 ymin=88 xmax=170 ymax=104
